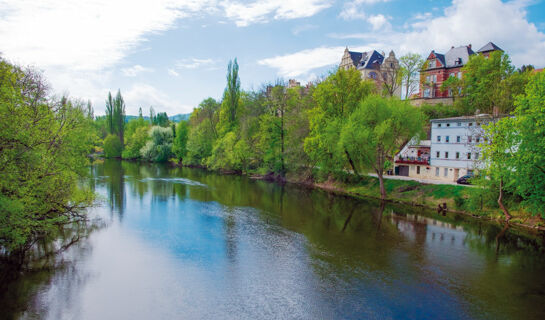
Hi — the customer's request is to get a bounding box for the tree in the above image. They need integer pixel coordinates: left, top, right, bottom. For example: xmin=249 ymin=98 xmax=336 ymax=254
xmin=122 ymin=117 xmax=149 ymax=159
xmin=0 ymin=58 xmax=94 ymax=265
xmin=304 ymin=67 xmax=375 ymax=178
xmin=399 ymin=53 xmax=424 ymax=99
xmin=155 ymin=112 xmax=169 ymax=127
xmin=480 ymin=118 xmax=517 ymax=221
xmin=172 ymin=121 xmax=189 ymax=163
xmin=105 ymin=90 xmax=125 ymax=148
xmin=140 ymin=126 xmax=173 ymax=162
xmin=217 ymin=58 xmax=241 ymax=134
xmin=104 ymin=134 xmax=123 ymax=158
xmin=458 ymin=51 xmax=528 ymax=114
xmin=340 ymin=96 xmax=425 ymax=199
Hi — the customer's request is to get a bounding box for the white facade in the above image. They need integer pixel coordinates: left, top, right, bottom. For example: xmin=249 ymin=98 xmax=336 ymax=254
xmin=429 ymin=114 xmax=493 ymax=181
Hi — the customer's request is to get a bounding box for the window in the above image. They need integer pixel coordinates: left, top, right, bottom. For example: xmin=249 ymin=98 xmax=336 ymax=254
xmin=475 ymin=153 xmax=479 ymax=159
xmin=467 ymin=153 xmax=472 ymax=160
xmin=444 ymin=168 xmax=448 ymax=177
xmin=445 ymin=152 xmax=449 ymax=158
xmin=437 ymin=123 xmax=442 ymax=128
xmin=426 ymin=75 xmax=430 ymax=82
xmin=449 ymin=73 xmax=455 ymax=78
xmin=457 ymin=122 xmax=462 ymax=126
xmin=435 ymin=167 xmax=440 ymax=176
xmin=468 ymin=136 xmax=472 ymax=143
xmin=476 ymin=137 xmax=480 ymax=143
xmin=446 ymin=123 xmax=450 ymax=127
xmin=424 ymin=88 xmax=431 ymax=98
xmin=468 ymin=122 xmax=473 ymax=127
xmin=445 ymin=136 xmax=450 ymax=143
xmin=429 ymin=59 xmax=435 ymax=68
xmin=448 ymin=88 xmax=453 ymax=97
xmin=456 ymin=152 xmax=460 ymax=159
xmin=457 ymin=72 xmax=462 ymax=79
xmin=437 ymin=136 xmax=441 ymax=142
xmin=417 ymin=166 xmax=421 ymax=174
xmin=369 ymin=72 xmax=377 ymax=79
xmin=433 ymin=75 xmax=437 ymax=82
xmin=436 ymin=151 xmax=440 ymax=158
xmin=456 ymin=136 xmax=461 ymax=143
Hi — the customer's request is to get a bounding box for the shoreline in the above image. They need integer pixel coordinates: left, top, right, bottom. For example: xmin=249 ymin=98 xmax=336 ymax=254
xmin=169 ymin=160 xmax=545 ymax=234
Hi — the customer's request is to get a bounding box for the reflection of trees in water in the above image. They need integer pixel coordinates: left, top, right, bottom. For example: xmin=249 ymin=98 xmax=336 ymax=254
xmin=0 ymin=216 xmax=104 ymax=318
xmin=102 ymin=159 xmax=125 ymax=220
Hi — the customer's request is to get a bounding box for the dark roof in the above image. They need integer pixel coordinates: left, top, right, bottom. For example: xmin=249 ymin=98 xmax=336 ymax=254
xmin=430 ymin=114 xmax=505 ymax=122
xmin=348 ymin=51 xmax=363 ymax=67
xmin=434 ymin=52 xmax=446 ymax=67
xmin=357 ymin=50 xmax=384 ymax=70
xmin=444 ymin=46 xmax=474 ymax=68
xmin=477 ymin=42 xmax=503 ymax=53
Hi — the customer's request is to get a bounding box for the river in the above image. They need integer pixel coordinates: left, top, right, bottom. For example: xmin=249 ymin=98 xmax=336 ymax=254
xmin=2 ymin=159 xmax=545 ymax=319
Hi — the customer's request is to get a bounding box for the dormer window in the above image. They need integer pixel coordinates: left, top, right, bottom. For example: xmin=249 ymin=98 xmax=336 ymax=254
xmin=456 ymin=58 xmax=462 ymax=65
xmin=429 ymin=59 xmax=435 ymax=68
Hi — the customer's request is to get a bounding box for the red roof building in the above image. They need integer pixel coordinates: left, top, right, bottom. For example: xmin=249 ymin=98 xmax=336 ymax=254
xmin=418 ymin=42 xmax=503 ymax=101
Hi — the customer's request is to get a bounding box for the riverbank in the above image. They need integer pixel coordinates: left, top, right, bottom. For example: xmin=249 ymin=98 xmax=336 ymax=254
xmin=170 ymin=160 xmax=545 ymax=232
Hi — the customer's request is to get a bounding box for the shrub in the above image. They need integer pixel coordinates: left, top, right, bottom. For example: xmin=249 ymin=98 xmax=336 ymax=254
xmin=104 ymin=134 xmax=122 ymax=158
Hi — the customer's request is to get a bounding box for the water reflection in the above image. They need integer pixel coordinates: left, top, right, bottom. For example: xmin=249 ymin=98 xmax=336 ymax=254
xmin=2 ymin=159 xmax=545 ymax=320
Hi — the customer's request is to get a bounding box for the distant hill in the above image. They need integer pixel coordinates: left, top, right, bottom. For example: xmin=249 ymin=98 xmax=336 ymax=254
xmin=124 ymin=113 xmax=191 ymax=123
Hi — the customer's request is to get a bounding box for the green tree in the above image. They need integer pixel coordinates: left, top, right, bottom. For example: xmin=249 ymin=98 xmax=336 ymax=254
xmin=217 ymin=58 xmax=241 ymax=135
xmin=104 ymin=134 xmax=123 ymax=158
xmin=304 ymin=67 xmax=375 ymax=178
xmin=482 ymin=71 xmax=545 ymax=219
xmin=458 ymin=51 xmax=528 ymax=114
xmin=0 ymin=58 xmax=94 ymax=265
xmin=140 ymin=126 xmax=173 ymax=162
xmin=340 ymin=96 xmax=425 ymax=199
xmin=400 ymin=53 xmax=424 ymax=99
xmin=122 ymin=125 xmax=149 ymax=159
xmin=155 ymin=112 xmax=169 ymax=127
xmin=172 ymin=121 xmax=189 ymax=162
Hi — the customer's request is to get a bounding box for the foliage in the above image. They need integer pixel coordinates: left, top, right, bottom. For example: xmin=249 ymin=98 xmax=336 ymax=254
xmin=340 ymin=95 xmax=425 ymax=199
xmin=105 ymin=90 xmax=126 ymax=147
xmin=457 ymin=51 xmax=529 ymax=114
xmin=172 ymin=121 xmax=189 ymax=162
xmin=0 ymin=58 xmax=94 ymax=264
xmin=122 ymin=126 xmax=149 ymax=159
xmin=154 ymin=112 xmax=169 ymax=127
xmin=399 ymin=53 xmax=424 ymax=99
xmin=304 ymin=67 xmax=376 ymax=178
xmin=217 ymin=58 xmax=241 ymax=135
xmin=140 ymin=126 xmax=173 ymax=162
xmin=103 ymin=134 xmax=123 ymax=158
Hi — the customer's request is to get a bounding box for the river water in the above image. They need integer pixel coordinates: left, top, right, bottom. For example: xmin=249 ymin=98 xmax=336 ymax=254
xmin=2 ymin=159 xmax=545 ymax=319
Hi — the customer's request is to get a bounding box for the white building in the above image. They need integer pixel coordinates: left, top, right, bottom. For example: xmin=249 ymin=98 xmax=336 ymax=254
xmin=395 ymin=114 xmax=499 ymax=182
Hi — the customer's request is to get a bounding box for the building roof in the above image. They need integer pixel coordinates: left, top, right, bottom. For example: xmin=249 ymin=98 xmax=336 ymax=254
xmin=348 ymin=51 xmax=363 ymax=67
xmin=477 ymin=42 xmax=503 ymax=53
xmin=444 ymin=45 xmax=474 ymax=68
xmin=357 ymin=50 xmax=385 ymax=70
xmin=430 ymin=114 xmax=500 ymax=122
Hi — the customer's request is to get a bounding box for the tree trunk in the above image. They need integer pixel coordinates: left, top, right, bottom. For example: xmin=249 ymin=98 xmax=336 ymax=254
xmin=498 ymin=178 xmax=512 ymax=222
xmin=345 ymin=149 xmax=360 ymax=178
xmin=377 ymin=169 xmax=386 ymax=200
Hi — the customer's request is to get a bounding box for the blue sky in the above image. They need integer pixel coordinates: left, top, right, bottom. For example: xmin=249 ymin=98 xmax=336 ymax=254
xmin=1 ymin=0 xmax=545 ymax=115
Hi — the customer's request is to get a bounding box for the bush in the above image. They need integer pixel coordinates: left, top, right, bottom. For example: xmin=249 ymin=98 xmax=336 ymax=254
xmin=140 ymin=126 xmax=173 ymax=162
xmin=122 ymin=126 xmax=149 ymax=159
xmin=104 ymin=134 xmax=122 ymax=158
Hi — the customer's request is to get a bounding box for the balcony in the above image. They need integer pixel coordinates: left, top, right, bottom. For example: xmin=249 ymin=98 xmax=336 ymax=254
xmin=395 ymin=156 xmax=430 ymax=165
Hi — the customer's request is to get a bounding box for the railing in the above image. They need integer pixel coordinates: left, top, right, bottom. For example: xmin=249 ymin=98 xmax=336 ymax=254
xmin=395 ymin=156 xmax=430 ymax=165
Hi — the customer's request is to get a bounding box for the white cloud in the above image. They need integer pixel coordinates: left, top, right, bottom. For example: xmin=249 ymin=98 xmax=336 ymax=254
xmin=263 ymin=0 xmax=545 ymax=79
xmin=339 ymin=0 xmax=390 ymax=21
xmin=367 ymin=14 xmax=390 ymax=31
xmin=167 ymin=69 xmax=180 ymax=77
xmin=122 ymin=65 xmax=154 ymax=77
xmin=0 ymin=0 xmax=215 ymax=71
xmin=258 ymin=46 xmax=369 ymax=78
xmin=292 ymin=24 xmax=318 ymax=36
xmin=220 ymin=0 xmax=332 ymax=27
xmin=123 ymin=83 xmax=193 ymax=115
xmin=175 ymin=58 xmax=215 ymax=69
